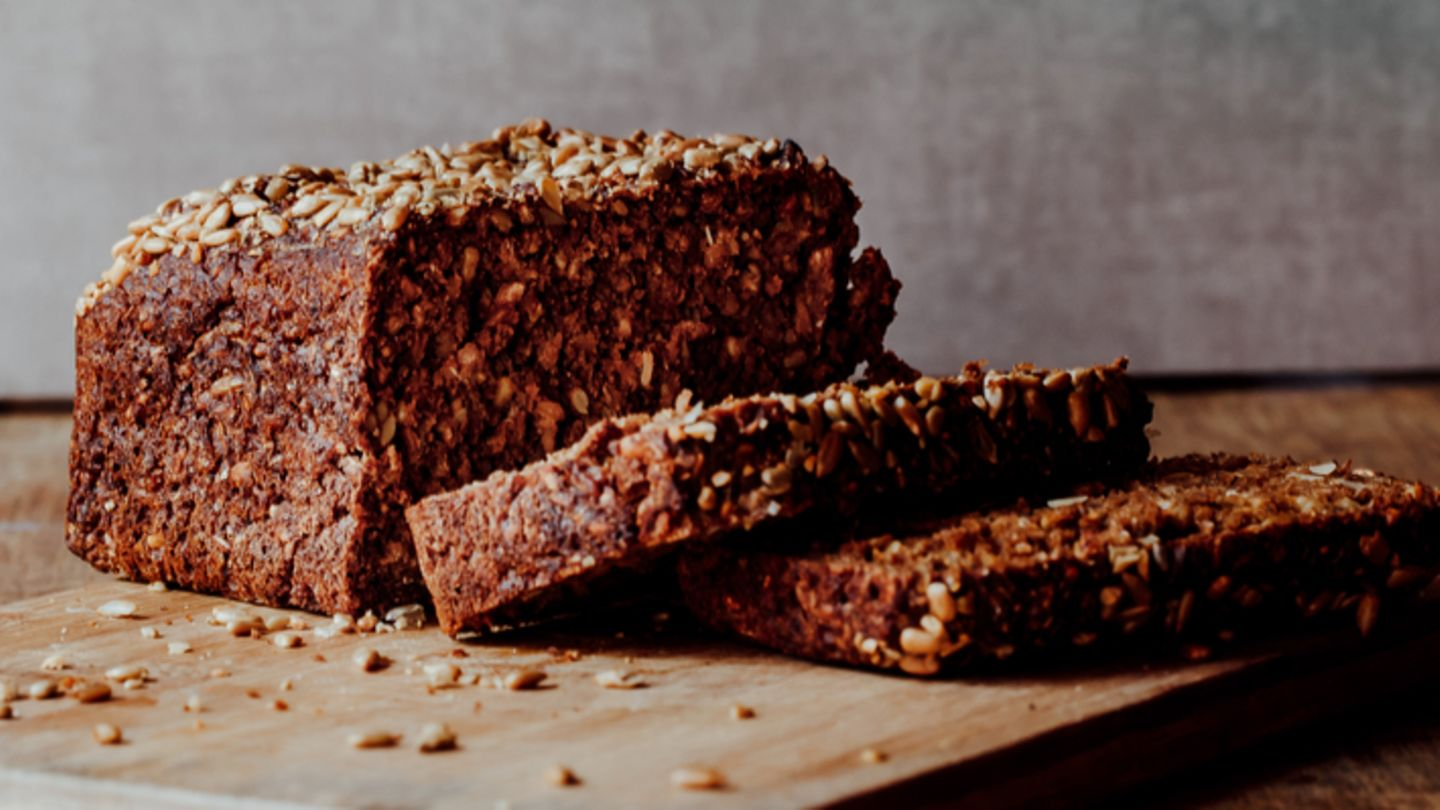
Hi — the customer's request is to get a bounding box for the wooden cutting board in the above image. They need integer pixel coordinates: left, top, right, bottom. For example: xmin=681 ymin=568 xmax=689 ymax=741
xmin=2 ymin=581 xmax=1438 ymax=809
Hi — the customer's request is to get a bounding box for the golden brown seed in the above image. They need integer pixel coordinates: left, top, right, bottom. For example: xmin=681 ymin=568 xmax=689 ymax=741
xmin=1357 ymin=592 xmax=1381 ymax=636
xmin=594 ymin=670 xmax=644 ymax=689
xmin=859 ymin=747 xmax=888 ymax=764
xmin=696 ymin=486 xmax=718 ymax=511
xmin=815 ymin=431 xmax=846 ymax=478
xmin=168 ymin=641 xmax=192 ymax=656
xmin=914 ymin=376 xmax=943 ymax=402
xmin=201 ymin=228 xmax=236 ymax=247
xmin=73 ymin=682 xmax=112 ymax=704
xmin=354 ymin=648 xmax=387 ymax=673
xmin=893 ymin=395 xmax=925 ymax=438
xmin=503 ymin=670 xmax=547 ymax=691
xmin=899 ymin=655 xmax=940 ymax=676
xmin=730 ymin=704 xmax=755 ymax=720
xmin=96 ymin=600 xmax=137 ymax=618
xmin=537 ymin=176 xmax=564 ymax=215
xmin=381 ymin=201 xmax=410 ymax=232
xmin=546 ymin=764 xmax=580 ymax=787
xmin=27 ymin=680 xmax=58 ymax=700
xmin=93 ymin=722 xmax=123 ymax=745
xmin=417 ymin=722 xmax=457 ymax=753
xmin=899 ymin=627 xmax=939 ymax=656
xmin=926 ymin=582 xmax=957 ymax=622
xmin=271 ymin=631 xmax=303 ymax=649
xmin=0 ymin=704 xmax=11 ymax=720
xmin=671 ymin=767 xmax=726 ymax=790
xmin=1068 ymin=389 xmax=1091 ymax=437
xmin=924 ymin=406 xmax=945 ymax=437
xmin=459 ymin=246 xmax=481 ymax=283
xmin=348 ymin=730 xmax=401 ymax=749
xmin=424 ymin=662 xmax=461 ymax=689
xmin=569 ymin=388 xmax=590 ymax=415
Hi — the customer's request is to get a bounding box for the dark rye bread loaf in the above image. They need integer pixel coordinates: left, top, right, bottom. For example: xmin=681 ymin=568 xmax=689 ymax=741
xmin=679 ymin=454 xmax=1440 ymax=676
xmin=408 ymin=359 xmax=1153 ymax=634
xmin=68 ymin=119 xmax=899 ymax=614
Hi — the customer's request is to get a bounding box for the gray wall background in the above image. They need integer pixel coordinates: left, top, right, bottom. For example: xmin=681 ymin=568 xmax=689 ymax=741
xmin=2 ymin=0 xmax=1438 ymax=398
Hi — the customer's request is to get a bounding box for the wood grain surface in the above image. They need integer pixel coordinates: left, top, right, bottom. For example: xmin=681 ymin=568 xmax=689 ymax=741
xmin=2 ymin=382 xmax=1439 ymax=808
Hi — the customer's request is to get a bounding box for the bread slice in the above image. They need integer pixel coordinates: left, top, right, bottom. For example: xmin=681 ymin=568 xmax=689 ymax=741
xmin=408 ymin=359 xmax=1153 ymax=634
xmin=679 ymin=454 xmax=1440 ymax=676
xmin=68 ymin=120 xmax=898 ymax=614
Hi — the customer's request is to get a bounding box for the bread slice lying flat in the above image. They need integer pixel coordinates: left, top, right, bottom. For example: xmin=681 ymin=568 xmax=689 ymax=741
xmin=679 ymin=453 xmax=1440 ymax=675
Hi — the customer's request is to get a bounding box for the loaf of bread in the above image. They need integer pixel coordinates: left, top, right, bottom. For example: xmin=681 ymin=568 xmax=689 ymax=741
xmin=407 ymin=359 xmax=1153 ymax=634
xmin=679 ymin=454 xmax=1440 ymax=675
xmin=68 ymin=120 xmax=899 ymax=614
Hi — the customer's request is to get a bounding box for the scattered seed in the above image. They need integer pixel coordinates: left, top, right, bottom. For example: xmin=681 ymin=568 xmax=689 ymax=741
xmin=384 ymin=604 xmax=426 ymax=631
xmin=41 ymin=653 xmax=68 ymax=671
xmin=417 ymin=722 xmax=458 ymax=753
xmin=424 ymin=662 xmax=461 ymax=689
xmin=270 ymin=631 xmax=303 ymax=649
xmin=72 ymin=682 xmax=112 ymax=704
xmin=209 ymin=668 xmax=231 ymax=679
xmin=503 ymin=670 xmax=547 ymax=691
xmin=730 ymin=704 xmax=755 ymax=720
xmin=168 ymin=641 xmax=192 ymax=656
xmin=147 ymin=581 xmax=168 ymax=592
xmin=93 ymin=722 xmax=123 ymax=745
xmin=140 ymin=626 xmax=161 ymax=640
xmin=279 ymin=678 xmax=294 ymax=692
xmin=96 ymin=600 xmax=137 ymax=619
xmin=354 ymin=648 xmax=388 ymax=673
xmin=272 ymin=699 xmax=289 ymax=712
xmin=105 ymin=665 xmax=147 ymax=683
xmin=546 ymin=764 xmax=580 ymax=787
xmin=859 ymin=748 xmax=888 ymax=764
xmin=348 ymin=730 xmax=401 ymax=749
xmin=227 ymin=617 xmax=263 ymax=637
xmin=184 ymin=694 xmax=204 ymax=713
xmin=671 ymin=767 xmax=726 ymax=790
xmin=27 ymin=680 xmax=58 ymax=700
xmin=0 ymin=704 xmax=11 ymax=720
xmin=594 ymin=670 xmax=644 ymax=689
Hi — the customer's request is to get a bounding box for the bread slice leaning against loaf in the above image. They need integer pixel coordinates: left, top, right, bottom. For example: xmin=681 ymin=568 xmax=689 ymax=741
xmin=408 ymin=359 xmax=1153 ymax=635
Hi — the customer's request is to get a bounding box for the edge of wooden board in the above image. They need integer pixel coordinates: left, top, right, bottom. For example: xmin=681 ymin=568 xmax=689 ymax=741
xmin=831 ymin=619 xmax=1440 ymax=808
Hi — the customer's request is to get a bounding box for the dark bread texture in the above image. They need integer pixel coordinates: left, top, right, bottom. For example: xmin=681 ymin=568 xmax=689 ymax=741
xmin=678 ymin=454 xmax=1440 ymax=676
xmin=408 ymin=359 xmax=1153 ymax=634
xmin=68 ymin=121 xmax=898 ymax=614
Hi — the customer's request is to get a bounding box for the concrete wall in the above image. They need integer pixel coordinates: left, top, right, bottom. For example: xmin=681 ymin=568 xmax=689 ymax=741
xmin=2 ymin=0 xmax=1437 ymax=396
